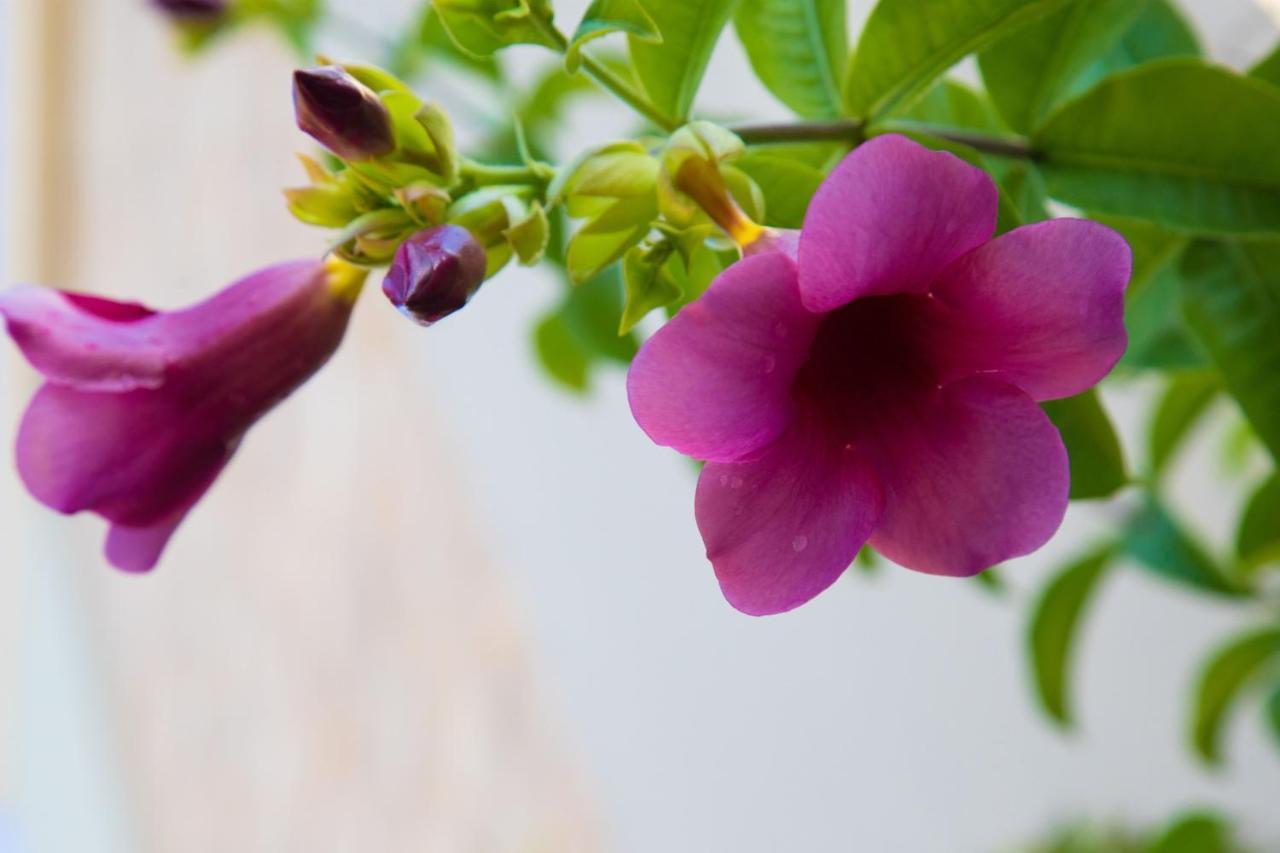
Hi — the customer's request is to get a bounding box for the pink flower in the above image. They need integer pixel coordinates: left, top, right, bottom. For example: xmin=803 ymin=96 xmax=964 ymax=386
xmin=1 ymin=260 xmax=363 ymax=573
xmin=627 ymin=135 xmax=1131 ymax=615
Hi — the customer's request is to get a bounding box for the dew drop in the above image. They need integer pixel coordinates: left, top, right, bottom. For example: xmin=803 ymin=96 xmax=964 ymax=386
xmin=762 ymin=354 xmax=777 ymax=374
xmin=729 ymin=476 xmax=743 ymax=489
xmin=792 ymin=534 xmax=808 ymax=553
xmin=719 ymin=474 xmax=730 ymax=487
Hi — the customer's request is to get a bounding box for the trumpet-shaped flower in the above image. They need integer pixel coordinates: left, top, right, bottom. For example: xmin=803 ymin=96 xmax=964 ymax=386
xmin=0 ymin=259 xmax=363 ymax=573
xmin=627 ymin=135 xmax=1130 ymax=615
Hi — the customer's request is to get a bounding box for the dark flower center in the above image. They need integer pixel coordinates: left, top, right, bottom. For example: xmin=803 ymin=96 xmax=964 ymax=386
xmin=792 ymin=294 xmax=939 ymax=432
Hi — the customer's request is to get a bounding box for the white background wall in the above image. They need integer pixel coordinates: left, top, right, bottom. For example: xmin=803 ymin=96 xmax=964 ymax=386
xmin=5 ymin=1 xmax=1280 ymax=852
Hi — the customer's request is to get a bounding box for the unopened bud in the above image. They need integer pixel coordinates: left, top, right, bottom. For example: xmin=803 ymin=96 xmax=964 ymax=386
xmin=382 ymin=226 xmax=487 ymax=326
xmin=151 ymin=0 xmax=227 ymax=19
xmin=293 ymin=66 xmax=395 ymax=162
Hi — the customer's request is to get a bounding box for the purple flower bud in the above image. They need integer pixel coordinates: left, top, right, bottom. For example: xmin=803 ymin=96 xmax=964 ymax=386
xmin=292 ymin=66 xmax=395 ymax=162
xmin=150 ymin=0 xmax=227 ymax=20
xmin=382 ymin=226 xmax=487 ymax=326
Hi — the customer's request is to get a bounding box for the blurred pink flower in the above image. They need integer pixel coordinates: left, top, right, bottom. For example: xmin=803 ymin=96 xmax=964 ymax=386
xmin=1 ymin=260 xmax=361 ymax=573
xmin=628 ymin=134 xmax=1131 ymax=615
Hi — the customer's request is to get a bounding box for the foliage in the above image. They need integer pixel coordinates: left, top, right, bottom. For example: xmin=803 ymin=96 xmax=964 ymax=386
xmin=160 ymin=0 xmax=1280 ymax=776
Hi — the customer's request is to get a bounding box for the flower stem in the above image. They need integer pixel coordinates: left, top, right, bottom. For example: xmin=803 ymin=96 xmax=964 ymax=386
xmin=531 ymin=18 xmax=682 ymax=132
xmin=460 ymin=159 xmax=554 ymax=188
xmin=730 ymin=119 xmax=1036 ymax=160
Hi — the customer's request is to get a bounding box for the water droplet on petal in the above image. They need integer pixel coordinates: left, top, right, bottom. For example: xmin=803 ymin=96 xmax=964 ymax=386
xmin=763 ymin=354 xmax=777 ymax=374
xmin=792 ymin=535 xmax=808 ymax=553
xmin=719 ymin=474 xmax=730 ymax=486
xmin=730 ymin=476 xmax=743 ymax=489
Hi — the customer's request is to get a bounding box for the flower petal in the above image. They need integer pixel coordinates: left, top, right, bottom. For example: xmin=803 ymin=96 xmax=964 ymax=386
xmin=696 ymin=407 xmax=883 ymax=615
xmin=867 ymin=378 xmax=1069 ymax=577
xmin=16 ymin=384 xmax=235 ymax=526
xmin=627 ymin=252 xmax=820 ymax=463
xmin=0 ymin=285 xmax=166 ymax=391
xmin=103 ymin=444 xmax=233 ymax=574
xmin=927 ymin=219 xmax=1131 ymax=401
xmin=106 ymin=517 xmax=188 ymax=574
xmin=797 ymin=134 xmax=998 ymax=312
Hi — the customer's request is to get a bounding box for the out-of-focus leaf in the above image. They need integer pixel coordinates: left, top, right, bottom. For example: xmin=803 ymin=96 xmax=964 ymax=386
xmin=1027 ymin=545 xmax=1115 ymax=726
xmin=1266 ymin=684 xmax=1280 ymax=752
xmin=1237 ymin=475 xmax=1280 ymax=570
xmin=1042 ymin=390 xmax=1128 ymax=500
xmin=979 ymin=0 xmax=1147 ymax=133
xmin=630 ymin=0 xmax=737 ymax=121
xmin=534 ymin=312 xmax=590 ymax=392
xmin=1097 ymin=215 xmax=1203 ymax=372
xmin=1123 ymin=499 xmax=1243 ymax=598
xmin=1071 ymin=0 xmax=1199 ymax=96
xmin=562 ymin=265 xmax=638 ymax=363
xmin=1148 ymin=811 xmax=1234 ymax=853
xmin=972 ymin=567 xmax=1006 ymax=595
xmin=1180 ymin=240 xmax=1280 ymax=463
xmin=434 ymin=0 xmax=560 ymax=57
xmin=891 ymin=78 xmax=1006 ymax=132
xmin=1149 ymin=371 xmax=1218 ymax=477
xmin=516 ymin=62 xmax=601 ymax=147
xmin=1036 ymin=62 xmax=1280 ymax=236
xmin=1190 ymin=627 xmax=1280 ymax=765
xmin=1000 ymin=162 xmax=1050 ymax=223
xmin=566 ymin=0 xmax=659 ymax=71
xmin=734 ymin=152 xmax=825 ymax=229
xmin=533 ymin=265 xmax=639 ymax=393
xmin=390 ymin=5 xmax=502 ymax=80
xmin=734 ymin=0 xmax=846 ymax=118
xmin=842 ymin=0 xmax=1074 ymax=120
xmin=1250 ymin=41 xmax=1280 ymax=88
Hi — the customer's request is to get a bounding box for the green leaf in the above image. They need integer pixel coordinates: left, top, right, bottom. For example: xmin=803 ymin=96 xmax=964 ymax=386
xmin=1035 ymin=61 xmax=1280 ymax=236
xmin=891 ymin=78 xmax=1006 ymax=132
xmin=1190 ymin=627 xmax=1280 ymax=765
xmin=434 ymin=0 xmax=560 ymax=58
xmin=1148 ymin=812 xmax=1233 ymax=853
xmin=1180 ymin=240 xmax=1280 ymax=463
xmin=630 ymin=0 xmax=737 ymax=122
xmin=1068 ymin=0 xmax=1199 ymax=98
xmin=516 ymin=63 xmax=602 ymax=150
xmin=734 ymin=0 xmax=846 ymax=118
xmin=1097 ymin=215 xmax=1204 ymax=372
xmin=1266 ymin=684 xmax=1280 ymax=752
xmin=978 ymin=0 xmax=1148 ymax=133
xmin=1237 ymin=474 xmax=1280 ymax=569
xmin=1000 ymin=162 xmax=1050 ymax=223
xmin=619 ymin=241 xmax=683 ymax=333
xmin=972 ymin=567 xmax=1006 ymax=595
xmin=1249 ymin=41 xmax=1280 ymax=89
xmin=1123 ymin=499 xmax=1243 ymax=598
xmin=1042 ymin=390 xmax=1128 ymax=500
xmin=565 ymin=196 xmax=658 ymax=284
xmin=842 ymin=0 xmax=1074 ymax=120
xmin=567 ymin=0 xmax=659 ymax=71
xmin=734 ymin=152 xmax=825 ymax=229
xmin=1149 ymin=371 xmax=1218 ymax=476
xmin=390 ymin=5 xmax=502 ymax=81
xmin=534 ymin=311 xmax=590 ymax=392
xmin=1027 ymin=545 xmax=1115 ymax=726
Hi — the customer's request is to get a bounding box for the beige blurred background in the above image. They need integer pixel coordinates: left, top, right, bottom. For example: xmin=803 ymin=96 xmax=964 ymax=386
xmin=3 ymin=1 xmax=1280 ymax=852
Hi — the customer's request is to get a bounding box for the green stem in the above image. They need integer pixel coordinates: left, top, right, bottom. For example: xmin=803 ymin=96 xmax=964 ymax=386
xmin=461 ymin=159 xmax=554 ymax=188
xmin=730 ymin=118 xmax=1037 ymax=160
xmin=531 ymin=18 xmax=682 ymax=132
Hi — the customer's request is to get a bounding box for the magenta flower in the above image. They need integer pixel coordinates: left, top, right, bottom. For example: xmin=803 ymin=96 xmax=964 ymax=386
xmin=628 ymin=135 xmax=1131 ymax=615
xmin=0 ymin=260 xmax=363 ymax=573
